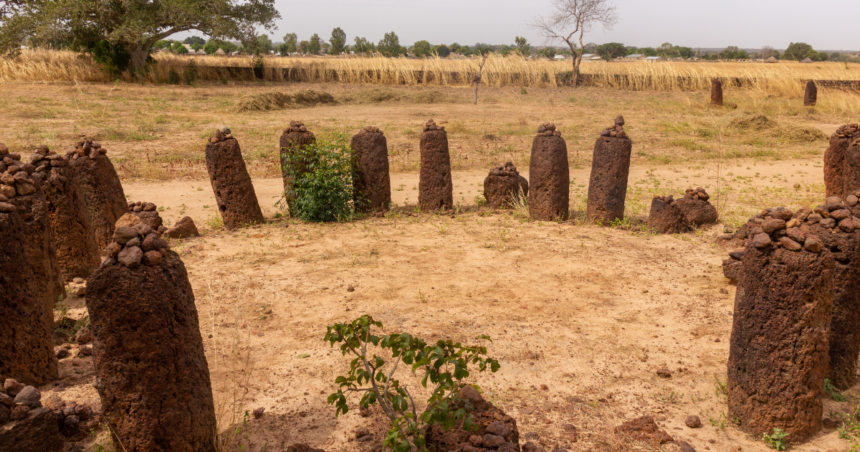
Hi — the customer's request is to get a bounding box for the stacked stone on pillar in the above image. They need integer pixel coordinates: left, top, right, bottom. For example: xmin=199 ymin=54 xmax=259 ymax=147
xmin=204 ymin=128 xmax=264 ymax=230
xmin=587 ymin=116 xmax=632 ymax=223
xmin=87 ymin=225 xmax=216 ymax=451
xmin=279 ymin=121 xmax=317 ymax=212
xmin=649 ymin=188 xmax=719 ymax=234
xmin=710 ymin=79 xmax=723 ymax=106
xmin=528 ymin=123 xmax=569 ymax=220
xmin=351 ymin=126 xmax=391 ymax=213
xmin=797 ymin=196 xmax=860 ymax=389
xmin=126 ymin=201 xmax=167 ymax=234
xmin=2 ymin=148 xmax=64 ymax=326
xmin=32 ymin=146 xmax=100 ymax=282
xmin=677 ymin=188 xmax=719 ymax=227
xmin=67 ymin=139 xmax=127 ymax=250
xmin=483 ymin=162 xmax=529 ymax=209
xmin=804 ymin=80 xmax=818 ymax=107
xmin=823 ymin=124 xmax=859 ymax=197
xmin=0 ymin=143 xmax=58 ymax=386
xmin=727 ymin=207 xmax=834 ymax=442
xmin=418 ymin=120 xmax=453 ymax=211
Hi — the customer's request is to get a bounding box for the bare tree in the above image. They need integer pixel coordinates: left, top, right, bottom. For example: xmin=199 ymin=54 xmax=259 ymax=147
xmin=472 ymin=53 xmax=490 ymax=105
xmin=530 ymin=0 xmax=619 ymax=88
xmin=761 ymin=46 xmax=775 ymax=60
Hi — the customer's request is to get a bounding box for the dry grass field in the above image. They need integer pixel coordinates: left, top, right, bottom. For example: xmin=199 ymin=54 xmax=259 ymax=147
xmin=3 ymin=64 xmax=859 ymax=452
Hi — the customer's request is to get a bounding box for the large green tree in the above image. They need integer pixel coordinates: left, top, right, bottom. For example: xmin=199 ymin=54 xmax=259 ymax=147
xmin=412 ymin=40 xmax=431 ymax=57
xmin=784 ymin=42 xmax=814 ymax=61
xmin=514 ymin=36 xmax=530 ymax=56
xmin=596 ymin=42 xmax=625 ymax=60
xmin=377 ymin=31 xmax=403 ymax=57
xmin=352 ymin=36 xmax=374 ymax=54
xmin=0 ymin=0 xmax=279 ymax=72
xmin=308 ymin=34 xmax=321 ymax=55
xmin=281 ymin=32 xmax=297 ymax=54
xmin=329 ymin=27 xmax=346 ymax=55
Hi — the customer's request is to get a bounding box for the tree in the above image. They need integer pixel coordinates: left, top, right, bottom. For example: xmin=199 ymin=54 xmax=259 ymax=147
xmin=412 ymin=40 xmax=431 ymax=57
xmin=435 ymin=44 xmax=450 ymax=57
xmin=203 ymin=41 xmax=219 ymax=54
xmin=378 ymin=31 xmax=404 ymax=57
xmin=0 ymin=0 xmax=279 ymax=73
xmin=537 ymin=47 xmax=556 ymax=59
xmin=584 ymin=42 xmax=597 ymax=53
xmin=657 ymin=42 xmax=673 ymax=56
xmin=282 ymin=33 xmax=298 ymax=54
xmin=153 ymin=40 xmax=172 ymax=50
xmin=830 ymin=52 xmax=841 ymax=60
xmin=353 ymin=37 xmax=374 ymax=54
xmin=308 ymin=34 xmax=321 ymax=55
xmin=329 ymin=27 xmax=346 ymax=55
xmin=761 ymin=46 xmax=775 ymax=60
xmin=596 ymin=42 xmax=625 ymax=60
xmin=784 ymin=42 xmax=814 ymax=61
xmin=298 ymin=40 xmax=309 ymax=54
xmin=450 ymin=43 xmax=462 ymax=54
xmin=530 ymin=0 xmax=619 ymax=87
xmin=184 ymin=36 xmax=206 ymax=46
xmin=320 ymin=41 xmax=331 ymax=55
xmin=174 ymin=43 xmax=189 ymax=55
xmin=255 ymin=34 xmax=273 ymax=55
xmin=515 ymin=36 xmax=531 ymax=56
xmin=817 ymin=51 xmax=829 ymax=61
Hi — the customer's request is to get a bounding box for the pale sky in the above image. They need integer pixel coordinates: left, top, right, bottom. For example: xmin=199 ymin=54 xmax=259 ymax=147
xmin=250 ymin=0 xmax=859 ymax=51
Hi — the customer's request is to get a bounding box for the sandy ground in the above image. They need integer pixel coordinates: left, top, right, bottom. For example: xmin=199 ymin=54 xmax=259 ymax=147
xmin=41 ymin=156 xmax=858 ymax=452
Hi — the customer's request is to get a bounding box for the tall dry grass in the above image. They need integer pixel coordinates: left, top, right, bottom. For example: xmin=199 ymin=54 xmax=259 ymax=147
xmin=4 ymin=49 xmax=860 ymax=97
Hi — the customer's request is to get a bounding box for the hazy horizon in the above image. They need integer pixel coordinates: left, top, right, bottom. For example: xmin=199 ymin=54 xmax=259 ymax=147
xmin=247 ymin=0 xmax=858 ymax=51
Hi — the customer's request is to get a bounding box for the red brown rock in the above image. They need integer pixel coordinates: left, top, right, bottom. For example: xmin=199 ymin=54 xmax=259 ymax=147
xmin=483 ymin=162 xmax=529 ymax=209
xmin=425 ymin=386 xmax=519 ymax=452
xmin=710 ymin=78 xmax=723 ymax=107
xmin=86 ymin=232 xmax=216 ymax=451
xmin=67 ymin=140 xmax=127 ymax=250
xmin=676 ymin=188 xmax=719 ymax=226
xmin=728 ymin=215 xmax=834 ymax=442
xmin=0 ymin=209 xmax=58 ymax=386
xmin=614 ymin=416 xmax=673 ymax=445
xmin=351 ymin=126 xmax=391 ymax=213
xmin=804 ymin=80 xmax=818 ymax=107
xmin=841 ymin=139 xmax=860 ymax=199
xmin=0 ymin=407 xmax=63 ymax=452
xmin=166 ymin=216 xmax=200 ymax=239
xmin=418 ymin=120 xmax=453 ymax=211
xmin=648 ymin=195 xmax=685 ymax=234
xmin=39 ymin=152 xmax=100 ymax=282
xmin=587 ymin=120 xmax=632 ymax=223
xmin=528 ymin=123 xmax=569 ymax=220
xmin=127 ymin=201 xmax=164 ymax=230
xmin=824 ymin=124 xmax=859 ymax=197
xmin=204 ymin=130 xmax=265 ymax=230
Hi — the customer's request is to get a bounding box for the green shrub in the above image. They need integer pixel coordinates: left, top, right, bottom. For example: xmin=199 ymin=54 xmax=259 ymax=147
xmin=763 ymin=427 xmax=788 ymax=450
xmin=183 ymin=60 xmax=197 ymax=85
xmin=325 ymin=315 xmax=500 ymax=452
xmin=168 ymin=69 xmax=180 ymax=85
xmin=282 ymin=132 xmax=357 ymax=222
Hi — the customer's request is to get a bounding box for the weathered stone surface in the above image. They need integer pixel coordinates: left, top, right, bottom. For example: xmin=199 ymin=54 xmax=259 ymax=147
xmin=425 ymin=386 xmax=519 ymax=452
xmin=648 ymin=196 xmax=685 ymax=234
xmin=483 ymin=162 xmax=529 ymax=209
xmin=841 ymin=139 xmax=860 ymax=200
xmin=86 ymin=247 xmax=216 ymax=451
xmin=824 ymin=124 xmax=859 ymax=197
xmin=0 ymin=210 xmax=57 ymax=385
xmin=529 ymin=123 xmax=569 ymax=220
xmin=8 ymin=175 xmax=64 ymax=321
xmin=711 ymin=78 xmax=723 ymax=106
xmin=204 ymin=135 xmax=264 ymax=230
xmin=614 ymin=416 xmax=673 ymax=445
xmin=418 ymin=120 xmax=453 ymax=211
xmin=587 ymin=126 xmax=631 ymax=223
xmin=166 ymin=216 xmax=200 ymax=239
xmin=0 ymin=407 xmax=63 ymax=452
xmin=40 ymin=163 xmax=100 ymax=281
xmin=351 ymin=126 xmax=391 ymax=212
xmin=68 ymin=143 xmax=127 ymax=250
xmin=804 ymin=80 xmax=818 ymax=107
xmin=676 ymin=188 xmax=719 ymax=227
xmin=728 ymin=234 xmax=834 ymax=442
xmin=723 ymin=257 xmax=742 ymax=283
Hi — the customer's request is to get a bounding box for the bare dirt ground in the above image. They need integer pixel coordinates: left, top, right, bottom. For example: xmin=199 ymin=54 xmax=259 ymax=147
xmin=5 ymin=81 xmax=855 ymax=452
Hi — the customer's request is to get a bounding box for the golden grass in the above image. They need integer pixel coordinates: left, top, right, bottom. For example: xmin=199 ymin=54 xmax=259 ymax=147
xmin=4 ymin=49 xmax=860 ymax=99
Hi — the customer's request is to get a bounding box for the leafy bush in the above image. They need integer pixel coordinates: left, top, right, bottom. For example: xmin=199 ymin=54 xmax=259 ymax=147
xmin=183 ymin=60 xmax=197 ymax=85
xmin=325 ymin=315 xmax=500 ymax=452
xmin=763 ymin=427 xmax=788 ymax=450
xmin=167 ymin=69 xmax=180 ymax=85
xmin=282 ymin=133 xmax=356 ymax=222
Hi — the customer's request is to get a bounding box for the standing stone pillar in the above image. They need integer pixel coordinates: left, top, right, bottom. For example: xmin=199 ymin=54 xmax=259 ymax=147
xmin=483 ymin=162 xmax=529 ymax=209
xmin=804 ymin=80 xmax=818 ymax=107
xmin=418 ymin=120 xmax=453 ymax=211
xmin=3 ymin=150 xmax=64 ymax=323
xmin=68 ymin=139 xmax=128 ymax=250
xmin=528 ymin=123 xmax=569 ymax=220
xmin=710 ymin=79 xmax=723 ymax=106
xmin=799 ymin=196 xmax=860 ymax=389
xmin=87 ymin=226 xmax=216 ymax=451
xmin=351 ymin=126 xmax=391 ymax=213
xmin=648 ymin=196 xmax=685 ymax=234
xmin=587 ymin=117 xmax=632 ymax=223
xmin=279 ymin=120 xmax=317 ymax=208
xmin=824 ymin=124 xmax=859 ymax=197
xmin=728 ymin=210 xmax=834 ymax=442
xmin=204 ymin=128 xmax=264 ymax=230
xmin=840 ymin=138 xmax=860 ymax=199
xmin=0 ymin=147 xmax=58 ymax=385
xmin=33 ymin=146 xmax=100 ymax=282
